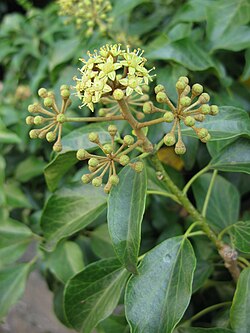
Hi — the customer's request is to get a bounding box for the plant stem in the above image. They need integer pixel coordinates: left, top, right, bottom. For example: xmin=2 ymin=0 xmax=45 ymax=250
xmin=65 ymin=115 xmax=124 ymax=122
xmin=137 ymin=117 xmax=166 ymax=128
xmin=202 ymin=169 xmax=218 ymax=217
xmin=146 ymin=190 xmax=180 ymax=203
xmin=182 ymin=165 xmax=210 ymax=195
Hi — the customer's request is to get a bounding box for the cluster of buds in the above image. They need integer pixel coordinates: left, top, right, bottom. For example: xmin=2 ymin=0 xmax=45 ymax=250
xmin=76 ymin=125 xmax=144 ymax=193
xmin=143 ymin=77 xmax=219 ymax=154
xmin=26 ymin=85 xmax=71 ymax=152
xmin=15 ymin=85 xmax=31 ymax=101
xmin=57 ymin=0 xmax=113 ymax=36
xmin=74 ymin=44 xmax=154 ymax=111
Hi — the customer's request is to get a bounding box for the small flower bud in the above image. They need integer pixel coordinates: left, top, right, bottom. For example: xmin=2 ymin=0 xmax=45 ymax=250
xmin=60 ymin=89 xmax=70 ymax=99
xmin=88 ymin=158 xmax=99 ymax=167
xmin=198 ymin=93 xmax=210 ymax=104
xmin=194 ymin=114 xmax=205 ymax=122
xmin=180 ymin=96 xmax=191 ymax=107
xmin=38 ymin=130 xmax=47 ymax=139
xmin=164 ymin=133 xmax=176 ymax=146
xmin=28 ymin=104 xmax=36 ymax=113
xmin=77 ymin=149 xmax=89 ymax=160
xmin=192 ymin=84 xmax=203 ymax=95
xmin=108 ymin=125 xmax=118 ymax=136
xmin=156 ymin=91 xmax=168 ymax=103
xmin=178 ymin=76 xmax=189 ymax=84
xmin=176 ymin=80 xmax=186 ymax=91
xmin=200 ymin=133 xmax=211 ymax=143
xmin=44 ymin=97 xmax=53 ymax=108
xmin=154 ymin=84 xmax=165 ymax=94
xmin=34 ymin=116 xmax=44 ymax=125
xmin=56 ymin=114 xmax=66 ymax=123
xmin=104 ymin=182 xmax=112 ymax=194
xmin=142 ymin=85 xmax=150 ymax=93
xmin=113 ymin=89 xmax=124 ymax=100
xmin=184 ymin=116 xmax=195 ymax=127
xmin=197 ymin=128 xmax=208 ymax=139
xmin=163 ymin=112 xmax=174 ymax=123
xmin=29 ymin=129 xmax=39 ymax=139
xmin=88 ymin=132 xmax=99 ymax=143
xmin=109 ymin=175 xmax=119 ymax=185
xmin=82 ymin=174 xmax=92 ymax=184
xmin=143 ymin=101 xmax=153 ymax=114
xmin=201 ymin=104 xmax=210 ymax=115
xmin=103 ymin=144 xmax=113 ymax=154
xmin=98 ymin=109 xmax=106 ymax=117
xmin=136 ymin=112 xmax=145 ymax=120
xmin=53 ymin=142 xmax=62 ymax=152
xmin=132 ymin=161 xmax=144 ymax=173
xmin=46 ymin=131 xmax=57 ymax=142
xmin=60 ymin=84 xmax=69 ymax=91
xmin=210 ymin=105 xmax=219 ymax=115
xmin=175 ymin=141 xmax=186 ymax=155
xmin=92 ymin=177 xmax=102 ymax=187
xmin=119 ymin=155 xmax=130 ymax=166
xmin=38 ymin=88 xmax=48 ymax=98
xmin=123 ymin=135 xmax=134 ymax=146
xmin=26 ymin=116 xmax=34 ymax=125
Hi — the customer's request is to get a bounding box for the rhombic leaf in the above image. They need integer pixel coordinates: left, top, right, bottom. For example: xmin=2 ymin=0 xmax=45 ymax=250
xmin=125 ymin=236 xmax=196 ymax=333
xmin=108 ymin=164 xmax=147 ymax=274
xmin=64 ymin=258 xmax=130 ymax=333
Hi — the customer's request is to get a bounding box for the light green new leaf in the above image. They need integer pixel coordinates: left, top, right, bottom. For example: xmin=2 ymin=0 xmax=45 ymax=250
xmin=41 ymin=184 xmax=107 ymax=251
xmin=45 ymin=241 xmax=84 ymax=283
xmin=15 ymin=156 xmax=46 ymax=182
xmin=209 ymin=138 xmax=250 ymax=174
xmin=230 ymin=267 xmax=250 ymax=333
xmin=177 ymin=328 xmax=234 ymax=333
xmin=0 ymin=218 xmax=33 ymax=268
xmin=0 ymin=262 xmax=33 ymax=319
xmin=192 ymin=174 xmax=240 ymax=232
xmin=229 ymin=221 xmax=250 ymax=253
xmin=64 ymin=258 xmax=130 ymax=333
xmin=108 ymin=164 xmax=147 ymax=274
xmin=125 ymin=236 xmax=196 ymax=333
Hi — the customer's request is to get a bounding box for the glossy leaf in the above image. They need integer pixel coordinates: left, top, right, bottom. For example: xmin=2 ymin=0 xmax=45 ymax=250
xmin=229 ymin=221 xmax=250 ymax=253
xmin=108 ymin=164 xmax=147 ymax=273
xmin=125 ymin=236 xmax=196 ymax=333
xmin=230 ymin=267 xmax=250 ymax=333
xmin=90 ymin=224 xmax=115 ymax=259
xmin=64 ymin=258 xmax=130 ymax=333
xmin=192 ymin=174 xmax=240 ymax=232
xmin=41 ymin=184 xmax=107 ymax=251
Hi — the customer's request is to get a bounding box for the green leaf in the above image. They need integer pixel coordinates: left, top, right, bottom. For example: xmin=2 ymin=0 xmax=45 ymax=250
xmin=0 ymin=218 xmax=33 ymax=268
xmin=45 ymin=241 xmax=84 ymax=283
xmin=15 ymin=156 xmax=46 ymax=182
xmin=242 ymin=48 xmax=250 ymax=81
xmin=0 ymin=128 xmax=21 ymax=144
xmin=192 ymin=174 xmax=240 ymax=232
xmin=108 ymin=164 xmax=147 ymax=273
xmin=49 ymin=38 xmax=79 ymax=70
xmin=209 ymin=138 xmax=250 ymax=174
xmin=41 ymin=184 xmax=107 ymax=251
xmin=177 ymin=328 xmax=234 ymax=333
xmin=229 ymin=221 xmax=250 ymax=253
xmin=0 ymin=262 xmax=33 ymax=319
xmin=181 ymin=107 xmax=250 ymax=140
xmin=64 ymin=258 xmax=130 ymax=333
xmin=230 ymin=267 xmax=250 ymax=333
xmin=125 ymin=236 xmax=196 ymax=333
xmin=90 ymin=224 xmax=115 ymax=259
xmin=4 ymin=181 xmax=32 ymax=208
xmin=192 ymin=260 xmax=213 ymax=293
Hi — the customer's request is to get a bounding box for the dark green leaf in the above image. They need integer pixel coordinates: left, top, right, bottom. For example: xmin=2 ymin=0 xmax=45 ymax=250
xmin=242 ymin=48 xmax=250 ymax=81
xmin=49 ymin=38 xmax=79 ymax=70
xmin=4 ymin=181 xmax=32 ymax=208
xmin=15 ymin=156 xmax=46 ymax=182
xmin=64 ymin=258 xmax=130 ymax=333
xmin=41 ymin=184 xmax=107 ymax=251
xmin=229 ymin=221 xmax=250 ymax=253
xmin=125 ymin=236 xmax=196 ymax=333
xmin=177 ymin=328 xmax=234 ymax=333
xmin=90 ymin=224 xmax=115 ymax=259
xmin=230 ymin=267 xmax=250 ymax=333
xmin=0 ymin=128 xmax=21 ymax=144
xmin=108 ymin=164 xmax=147 ymax=273
xmin=193 ymin=260 xmax=213 ymax=293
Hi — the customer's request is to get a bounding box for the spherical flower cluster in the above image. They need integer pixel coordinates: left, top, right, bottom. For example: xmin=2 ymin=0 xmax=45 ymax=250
xmin=76 ymin=125 xmax=144 ymax=193
xmin=74 ymin=44 xmax=155 ymax=112
xmin=57 ymin=0 xmax=112 ymax=36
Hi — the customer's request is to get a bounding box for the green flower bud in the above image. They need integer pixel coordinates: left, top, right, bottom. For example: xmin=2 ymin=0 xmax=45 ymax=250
xmin=175 ymin=141 xmax=186 ymax=155
xmin=184 ymin=116 xmax=195 ymax=127
xmin=201 ymin=104 xmax=210 ymax=115
xmin=142 ymin=85 xmax=150 ymax=93
xmin=28 ymin=104 xmax=36 ymax=113
xmin=198 ymin=93 xmax=210 ymax=104
xmin=47 ymin=91 xmax=55 ymax=98
xmin=26 ymin=116 xmax=34 ymax=125
xmin=34 ymin=116 xmax=44 ymax=125
xmin=76 ymin=148 xmax=89 ymax=160
xmin=154 ymin=84 xmax=165 ymax=94
xmin=46 ymin=131 xmax=56 ymax=142
xmin=108 ymin=125 xmax=118 ymax=136
xmin=104 ymin=182 xmax=112 ymax=194
xmin=98 ymin=109 xmax=106 ymax=117
xmin=176 ymin=80 xmax=186 ymax=91
xmin=143 ymin=101 xmax=153 ymax=114
xmin=44 ymin=97 xmax=53 ymax=108
xmin=123 ymin=135 xmax=134 ymax=146
xmin=109 ymin=175 xmax=119 ymax=185
xmin=178 ymin=76 xmax=189 ymax=84
xmin=132 ymin=161 xmax=144 ymax=173
xmin=88 ymin=158 xmax=99 ymax=167
xmin=38 ymin=130 xmax=47 ymax=139
xmin=200 ymin=133 xmax=211 ymax=143
xmin=119 ymin=155 xmax=130 ymax=166
xmin=197 ymin=128 xmax=208 ymax=139
xmin=92 ymin=177 xmax=102 ymax=187
xmin=164 ymin=133 xmax=176 ymax=146
xmin=60 ymin=84 xmax=69 ymax=91
xmin=88 ymin=132 xmax=99 ymax=143
xmin=163 ymin=112 xmax=174 ymax=123
xmin=194 ymin=114 xmax=205 ymax=122
xmin=89 ymin=165 xmax=97 ymax=172
xmin=180 ymin=96 xmax=191 ymax=107
xmin=210 ymin=105 xmax=219 ymax=115
xmin=38 ymin=88 xmax=48 ymax=98
xmin=60 ymin=89 xmax=70 ymax=99
xmin=192 ymin=83 xmax=203 ymax=95
xmin=82 ymin=174 xmax=92 ymax=184
xmin=53 ymin=142 xmax=62 ymax=152
xmin=29 ymin=129 xmax=39 ymax=139
xmin=156 ymin=91 xmax=168 ymax=103
xmin=113 ymin=89 xmax=124 ymax=100
xmin=103 ymin=144 xmax=113 ymax=154
xmin=56 ymin=114 xmax=66 ymax=123
xmin=136 ymin=112 xmax=145 ymax=120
